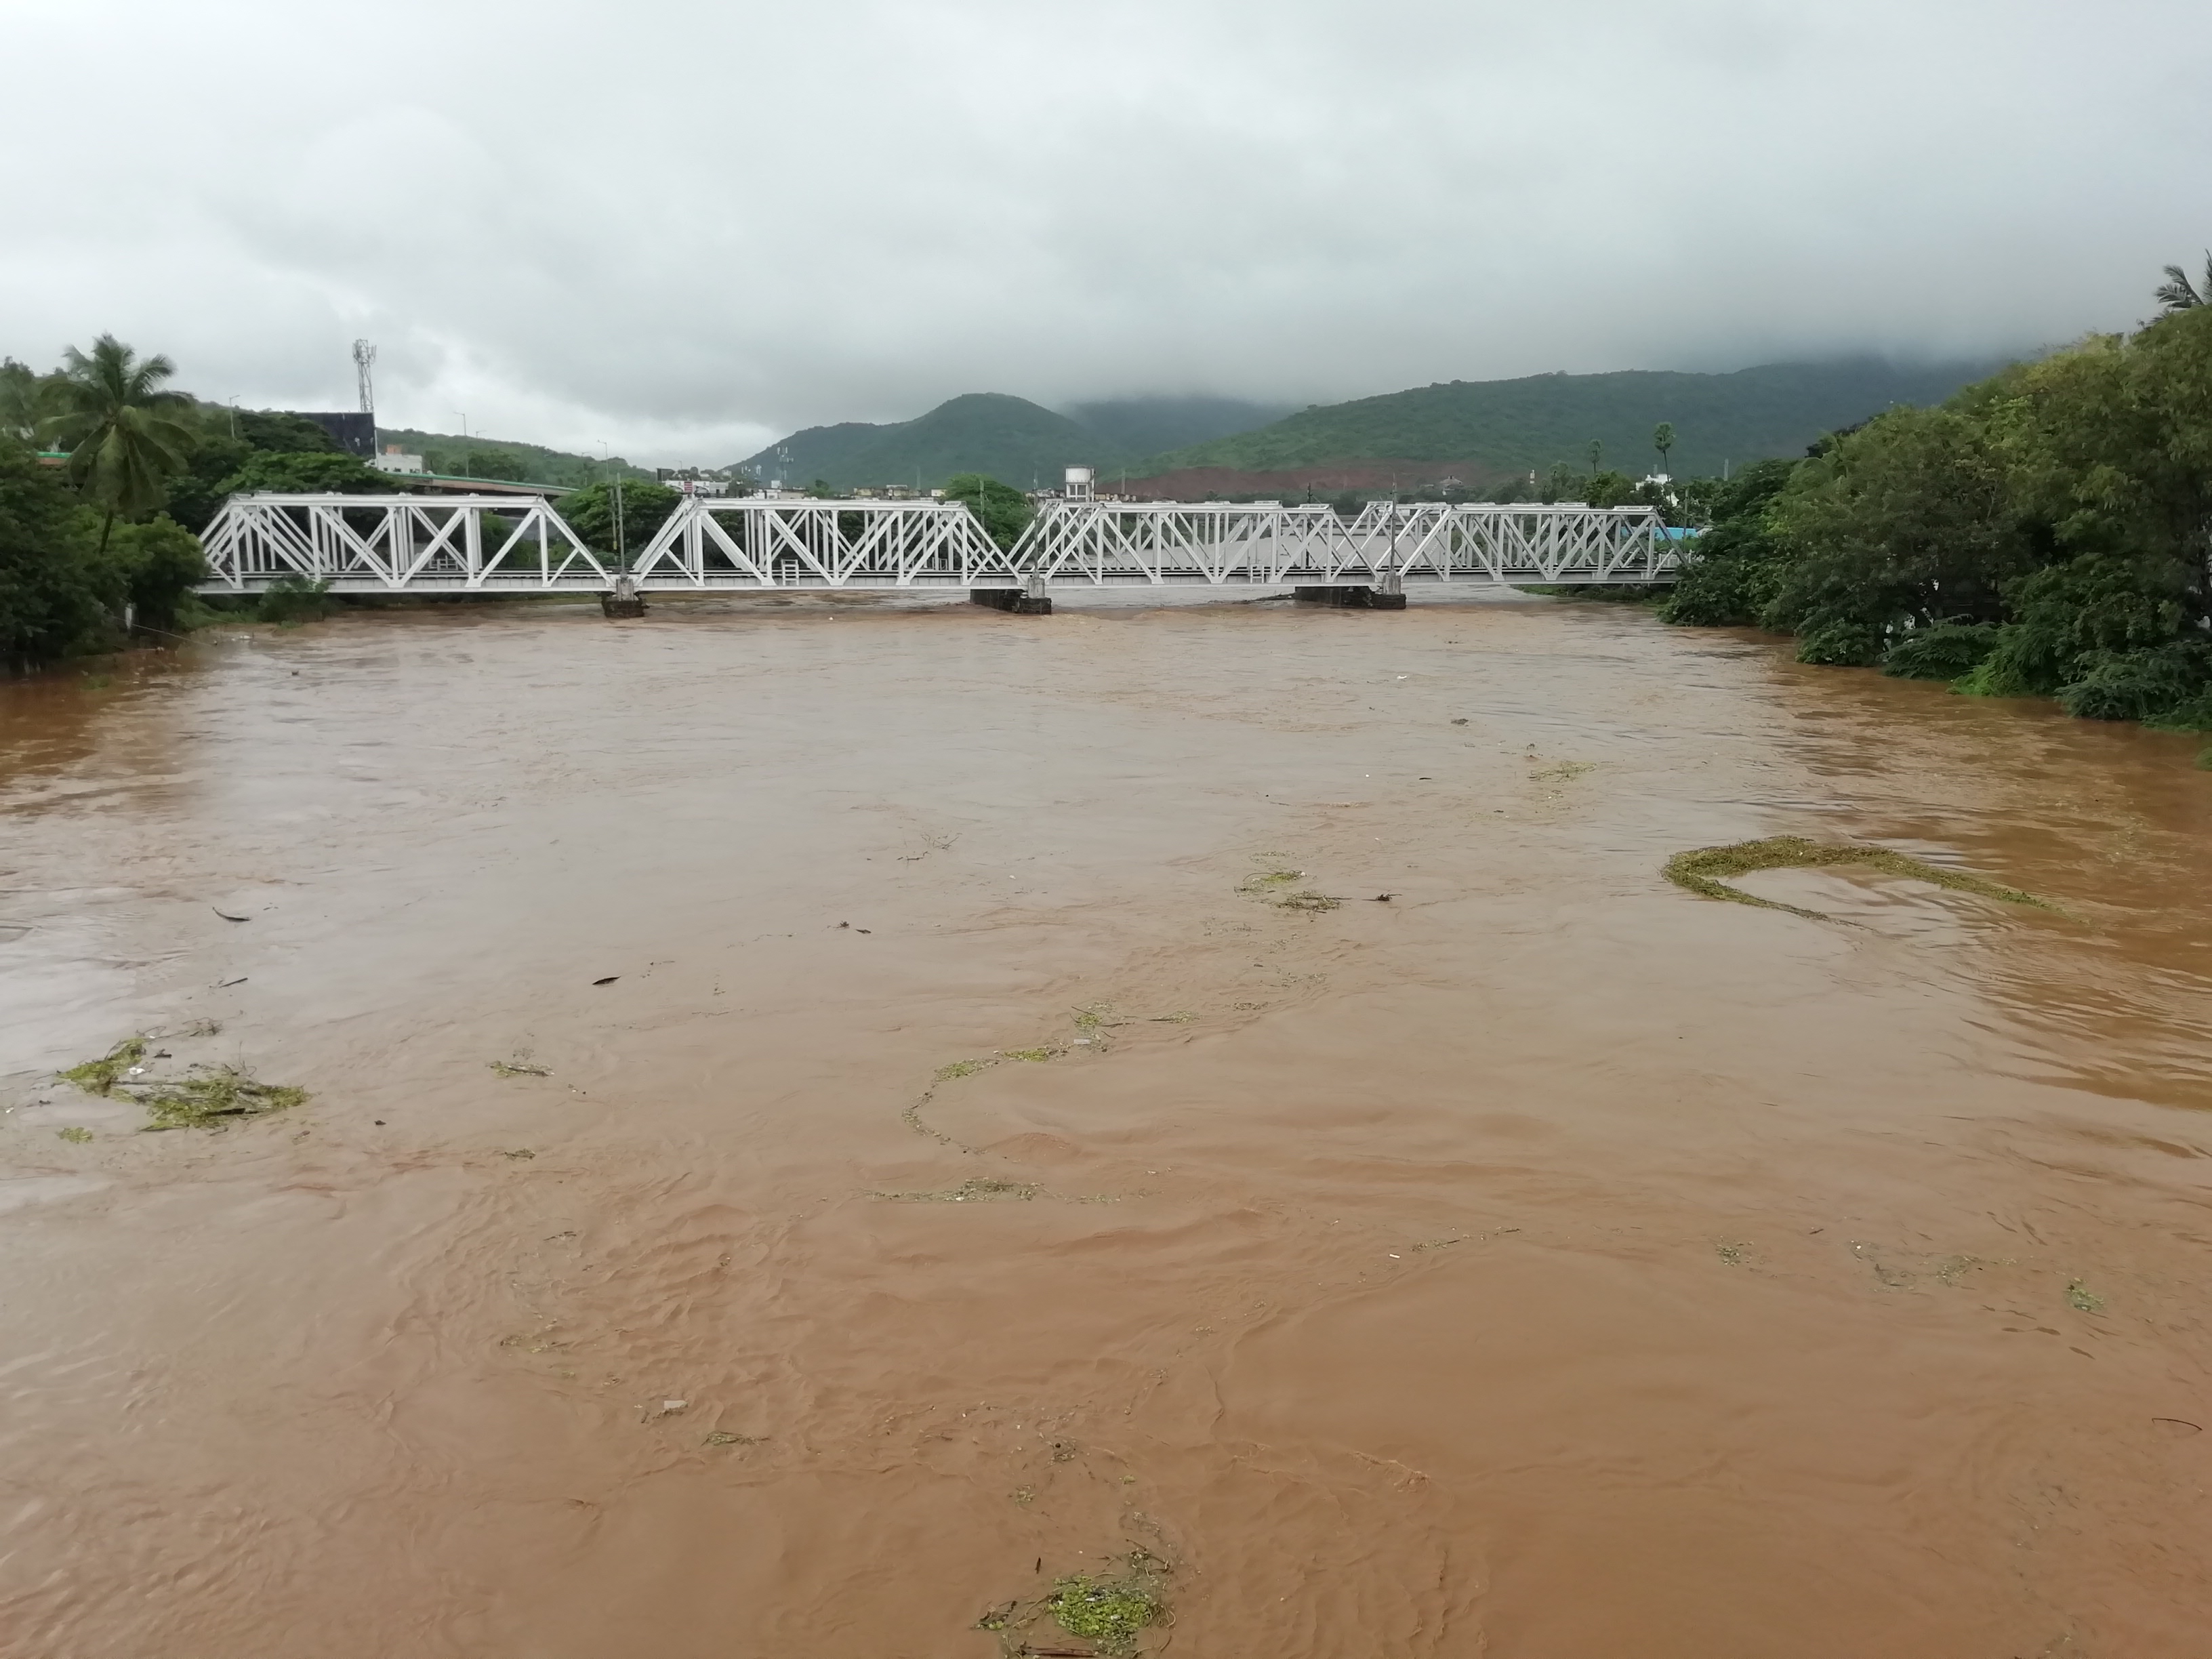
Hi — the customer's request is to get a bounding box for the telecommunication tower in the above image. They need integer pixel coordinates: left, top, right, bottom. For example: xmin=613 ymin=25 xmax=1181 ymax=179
xmin=352 ymin=340 xmax=377 ymax=415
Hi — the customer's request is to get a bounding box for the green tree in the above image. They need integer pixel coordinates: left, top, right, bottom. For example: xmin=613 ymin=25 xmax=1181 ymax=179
xmin=1 ymin=359 xmax=47 ymax=444
xmin=2155 ymin=252 xmax=2209 ymax=314
xmin=1652 ymin=422 xmax=1676 ymax=476
xmin=100 ymin=515 xmax=208 ymax=632
xmin=942 ymin=472 xmax=1033 ymax=549
xmin=1586 ymin=439 xmax=1602 ymax=476
xmin=0 ymin=437 xmax=110 ymax=661
xmin=558 ymin=479 xmax=680 ymax=561
xmin=39 ymin=335 xmax=197 ymax=555
xmin=216 ymin=450 xmax=388 ymax=495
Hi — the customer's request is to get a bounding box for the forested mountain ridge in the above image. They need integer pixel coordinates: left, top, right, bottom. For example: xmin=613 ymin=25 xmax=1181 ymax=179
xmin=1141 ymin=359 xmax=2020 ymax=483
xmin=738 ymin=392 xmax=1290 ymax=490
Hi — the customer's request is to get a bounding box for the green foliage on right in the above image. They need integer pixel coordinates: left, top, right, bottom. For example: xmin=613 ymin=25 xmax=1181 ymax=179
xmin=1658 ymin=305 xmax=2212 ymax=742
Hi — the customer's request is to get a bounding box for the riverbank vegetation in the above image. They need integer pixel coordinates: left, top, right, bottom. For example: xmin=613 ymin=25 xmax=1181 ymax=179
xmin=1658 ymin=299 xmax=2212 ymax=756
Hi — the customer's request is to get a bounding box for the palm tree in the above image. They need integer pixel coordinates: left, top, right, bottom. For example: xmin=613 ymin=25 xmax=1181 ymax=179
xmin=1586 ymin=439 xmax=1602 ymax=477
xmin=1652 ymin=422 xmax=1676 ymax=477
xmin=38 ymin=334 xmax=196 ymax=552
xmin=2155 ymin=253 xmax=2210 ymax=314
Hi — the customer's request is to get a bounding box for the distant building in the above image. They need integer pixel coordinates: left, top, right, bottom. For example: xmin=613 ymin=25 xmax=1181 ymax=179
xmin=371 ymin=445 xmax=426 ymax=475
xmin=655 ymin=468 xmax=730 ymax=497
xmin=290 ymin=411 xmax=376 ymax=458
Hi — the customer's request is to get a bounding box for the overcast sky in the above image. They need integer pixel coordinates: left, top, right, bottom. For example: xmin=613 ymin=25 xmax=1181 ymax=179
xmin=3 ymin=0 xmax=2207 ymax=464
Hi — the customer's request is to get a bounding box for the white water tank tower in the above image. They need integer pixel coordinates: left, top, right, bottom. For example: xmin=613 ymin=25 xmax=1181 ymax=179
xmin=1064 ymin=466 xmax=1094 ymax=501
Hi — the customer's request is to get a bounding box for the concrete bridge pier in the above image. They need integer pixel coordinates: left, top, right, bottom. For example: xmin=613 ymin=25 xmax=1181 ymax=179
xmin=971 ymin=574 xmax=1052 ymax=615
xmin=600 ymin=575 xmax=647 ymax=618
xmin=1292 ymin=579 xmax=1407 ymax=610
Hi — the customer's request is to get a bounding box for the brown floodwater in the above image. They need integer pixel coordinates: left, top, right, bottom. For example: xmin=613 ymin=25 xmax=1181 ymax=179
xmin=2 ymin=590 xmax=2209 ymax=1658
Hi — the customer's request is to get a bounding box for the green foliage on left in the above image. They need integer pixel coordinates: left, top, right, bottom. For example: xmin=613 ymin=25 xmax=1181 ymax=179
xmin=1658 ymin=303 xmax=2212 ymax=745
xmin=39 ymin=335 xmax=197 ymax=552
xmin=0 ymin=438 xmax=207 ymax=661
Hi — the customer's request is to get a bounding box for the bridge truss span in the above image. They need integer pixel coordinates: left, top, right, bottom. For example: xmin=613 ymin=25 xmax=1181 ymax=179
xmin=199 ymin=493 xmax=611 ymax=592
xmin=1346 ymin=502 xmax=1678 ymax=586
xmin=628 ymin=496 xmax=1017 ymax=588
xmin=195 ymin=493 xmax=1679 ymax=596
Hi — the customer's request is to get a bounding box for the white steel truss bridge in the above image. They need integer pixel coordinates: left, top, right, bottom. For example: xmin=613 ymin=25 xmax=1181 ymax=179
xmin=1017 ymin=499 xmax=1676 ymax=588
xmin=197 ymin=493 xmax=1679 ymax=596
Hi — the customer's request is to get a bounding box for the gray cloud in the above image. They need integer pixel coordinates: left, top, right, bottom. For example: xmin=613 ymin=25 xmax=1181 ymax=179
xmin=3 ymin=0 xmax=2207 ymax=464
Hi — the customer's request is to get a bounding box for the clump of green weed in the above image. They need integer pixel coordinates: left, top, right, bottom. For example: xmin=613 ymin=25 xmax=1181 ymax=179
xmin=1240 ymin=867 xmax=1339 ymax=912
xmin=140 ymin=1067 xmax=308 ymax=1131
xmin=934 ymin=1057 xmax=997 ymax=1083
xmin=1045 ymin=1553 xmax=1170 ymax=1656
xmin=2066 ymin=1279 xmax=2105 ymax=1313
xmin=61 ymin=1037 xmax=148 ymax=1095
xmin=1663 ymin=836 xmax=2049 ymax=922
xmin=56 ymin=1126 xmax=94 ymax=1144
xmin=978 ymin=1549 xmax=1171 ymax=1658
xmin=1002 ymin=1046 xmax=1061 ymax=1063
xmin=489 ymin=1059 xmax=551 ymax=1078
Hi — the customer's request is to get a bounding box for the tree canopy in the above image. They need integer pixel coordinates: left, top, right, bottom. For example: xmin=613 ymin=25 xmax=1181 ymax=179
xmin=1660 ymin=304 xmax=2212 ymax=738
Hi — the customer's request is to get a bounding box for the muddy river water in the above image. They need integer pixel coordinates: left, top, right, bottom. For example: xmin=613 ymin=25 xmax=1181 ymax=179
xmin=2 ymin=591 xmax=2209 ymax=1657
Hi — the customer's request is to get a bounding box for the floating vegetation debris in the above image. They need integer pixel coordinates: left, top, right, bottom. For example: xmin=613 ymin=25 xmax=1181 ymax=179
xmin=1662 ymin=836 xmax=2049 ymax=923
xmin=140 ymin=1067 xmax=309 ymax=1131
xmin=1240 ymin=865 xmax=1340 ymax=912
xmin=501 ymin=1148 xmax=537 ymax=1160
xmin=703 ymin=1431 xmax=761 ymax=1447
xmin=979 ymin=1550 xmax=1172 ymax=1658
xmin=56 ymin=1126 xmax=94 ymax=1144
xmin=61 ymin=1037 xmax=148 ymax=1095
xmin=2066 ymin=1279 xmax=2106 ymax=1313
xmin=935 ymin=1057 xmax=997 ymax=1083
xmin=876 ymin=1176 xmax=1040 ymax=1204
xmin=489 ymin=1059 xmax=552 ymax=1078
xmin=1715 ymin=1240 xmax=1750 ymax=1265
xmin=1530 ymin=760 xmax=1595 ymax=782
xmin=1003 ymin=1046 xmax=1061 ymax=1063
xmin=64 ymin=1032 xmax=306 ymax=1134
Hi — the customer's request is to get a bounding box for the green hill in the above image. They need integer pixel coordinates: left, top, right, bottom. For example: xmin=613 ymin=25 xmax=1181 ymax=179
xmin=375 ymin=427 xmax=652 ymax=487
xmin=1141 ymin=359 xmax=2019 ymax=483
xmin=739 ymin=392 xmax=1290 ymax=491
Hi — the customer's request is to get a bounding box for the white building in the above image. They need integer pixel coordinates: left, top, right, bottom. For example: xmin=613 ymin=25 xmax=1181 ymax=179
xmin=371 ymin=445 xmax=426 ymax=475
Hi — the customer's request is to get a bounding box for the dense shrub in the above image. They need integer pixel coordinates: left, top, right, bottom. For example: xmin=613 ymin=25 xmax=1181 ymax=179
xmin=1656 ymin=458 xmax=1799 ymax=626
xmin=0 ymin=440 xmax=112 ymax=661
xmin=1657 ymin=305 xmax=2212 ymax=750
xmin=2055 ymin=642 xmax=2212 ymax=723
xmin=1881 ymin=621 xmax=2001 ymax=680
